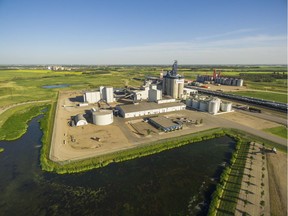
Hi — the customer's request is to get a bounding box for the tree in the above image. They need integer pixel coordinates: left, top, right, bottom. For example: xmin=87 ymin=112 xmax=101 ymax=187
xmin=199 ymin=118 xmax=203 ymax=124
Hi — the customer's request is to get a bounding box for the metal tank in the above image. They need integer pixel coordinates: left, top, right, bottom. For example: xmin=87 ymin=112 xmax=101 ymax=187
xmin=192 ymin=99 xmax=200 ymax=109
xmin=199 ymin=100 xmax=209 ymax=111
xmin=220 ymin=102 xmax=232 ymax=112
xmin=208 ymin=98 xmax=221 ymax=114
xmin=237 ymin=79 xmax=243 ymax=86
xmin=186 ymin=98 xmax=192 ymax=107
xmin=92 ymin=110 xmax=113 ymax=126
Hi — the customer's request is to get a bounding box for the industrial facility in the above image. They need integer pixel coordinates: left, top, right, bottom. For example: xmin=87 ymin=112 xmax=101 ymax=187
xmin=83 ymin=86 xmax=114 ymax=104
xmin=147 ymin=116 xmax=183 ymax=132
xmin=162 ymin=60 xmax=185 ymax=98
xmin=92 ymin=110 xmax=113 ymax=126
xmin=116 ymin=101 xmax=186 ymax=118
xmin=186 ymin=95 xmax=233 ymax=115
xmin=196 ymin=69 xmax=244 ymax=87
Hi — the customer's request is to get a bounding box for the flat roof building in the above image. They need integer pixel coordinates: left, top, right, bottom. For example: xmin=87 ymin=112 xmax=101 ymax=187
xmin=148 ymin=116 xmax=182 ymax=132
xmin=116 ymin=101 xmax=186 ymax=118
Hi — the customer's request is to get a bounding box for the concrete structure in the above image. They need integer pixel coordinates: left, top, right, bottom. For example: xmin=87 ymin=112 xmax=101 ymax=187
xmin=208 ymin=98 xmax=221 ymax=115
xmin=116 ymin=101 xmax=186 ymax=118
xmin=162 ymin=61 xmax=184 ymax=99
xmin=83 ymin=91 xmax=101 ymax=103
xmin=148 ymin=116 xmax=182 ymax=132
xmin=157 ymin=98 xmax=176 ymax=104
xmin=220 ymin=102 xmax=233 ymax=112
xmin=102 ymin=86 xmax=114 ymax=103
xmin=199 ymin=100 xmax=209 ymax=112
xmin=148 ymin=88 xmax=162 ymax=102
xmin=133 ymin=86 xmax=149 ymax=101
xmin=182 ymin=88 xmax=198 ymax=99
xmin=74 ymin=114 xmax=88 ymax=126
xmin=92 ymin=110 xmax=113 ymax=125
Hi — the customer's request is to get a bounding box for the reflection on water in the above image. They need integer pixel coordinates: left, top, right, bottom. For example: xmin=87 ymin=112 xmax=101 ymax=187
xmin=0 ymin=116 xmax=234 ymax=216
xmin=42 ymin=84 xmax=70 ymax=89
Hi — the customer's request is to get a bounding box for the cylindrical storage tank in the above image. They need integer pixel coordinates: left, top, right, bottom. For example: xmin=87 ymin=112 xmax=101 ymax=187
xmin=178 ymin=81 xmax=184 ymax=98
xmin=192 ymin=99 xmax=200 ymax=109
xmin=186 ymin=98 xmax=192 ymax=107
xmin=92 ymin=110 xmax=113 ymax=126
xmin=199 ymin=100 xmax=208 ymax=111
xmin=221 ymin=102 xmax=232 ymax=112
xmin=237 ymin=79 xmax=243 ymax=86
xmin=208 ymin=100 xmax=218 ymax=114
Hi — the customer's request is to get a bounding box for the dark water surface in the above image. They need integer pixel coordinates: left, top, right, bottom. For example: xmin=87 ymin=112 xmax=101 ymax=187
xmin=0 ymin=116 xmax=235 ymax=216
xmin=42 ymin=84 xmax=70 ymax=89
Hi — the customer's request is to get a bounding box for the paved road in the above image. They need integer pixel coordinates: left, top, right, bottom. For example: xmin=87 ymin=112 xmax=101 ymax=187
xmin=236 ymin=109 xmax=287 ymax=126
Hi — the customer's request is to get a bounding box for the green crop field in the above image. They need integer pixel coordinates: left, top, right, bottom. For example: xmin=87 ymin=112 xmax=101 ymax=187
xmin=231 ymin=91 xmax=287 ymax=103
xmin=264 ymin=126 xmax=287 ymax=139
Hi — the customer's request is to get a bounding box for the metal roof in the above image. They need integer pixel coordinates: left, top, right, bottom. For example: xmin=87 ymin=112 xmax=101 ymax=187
xmin=117 ymin=102 xmax=186 ymax=113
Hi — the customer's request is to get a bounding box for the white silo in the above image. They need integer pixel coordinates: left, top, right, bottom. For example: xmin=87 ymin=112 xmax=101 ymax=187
xmin=208 ymin=98 xmax=221 ymax=114
xmin=199 ymin=100 xmax=209 ymax=111
xmin=103 ymin=87 xmax=114 ymax=103
xmin=237 ymin=79 xmax=244 ymax=86
xmin=92 ymin=110 xmax=113 ymax=126
xmin=221 ymin=102 xmax=232 ymax=112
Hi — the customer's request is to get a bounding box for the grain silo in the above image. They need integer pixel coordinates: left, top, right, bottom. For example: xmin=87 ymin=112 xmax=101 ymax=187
xmin=220 ymin=102 xmax=232 ymax=112
xmin=237 ymin=79 xmax=244 ymax=86
xmin=199 ymin=100 xmax=209 ymax=111
xmin=186 ymin=98 xmax=192 ymax=107
xmin=192 ymin=99 xmax=200 ymax=109
xmin=208 ymin=98 xmax=221 ymax=114
xmin=92 ymin=110 xmax=113 ymax=126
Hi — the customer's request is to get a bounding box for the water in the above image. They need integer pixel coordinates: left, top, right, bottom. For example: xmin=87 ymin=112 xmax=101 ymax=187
xmin=0 ymin=116 xmax=235 ymax=216
xmin=42 ymin=84 xmax=70 ymax=89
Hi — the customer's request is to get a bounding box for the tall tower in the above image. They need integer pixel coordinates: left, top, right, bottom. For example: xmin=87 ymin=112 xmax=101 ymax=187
xmin=162 ymin=60 xmax=184 ymax=99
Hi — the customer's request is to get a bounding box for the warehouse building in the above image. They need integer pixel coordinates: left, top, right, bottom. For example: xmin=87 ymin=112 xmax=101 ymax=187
xmin=148 ymin=116 xmax=182 ymax=132
xmin=116 ymin=101 xmax=186 ymax=118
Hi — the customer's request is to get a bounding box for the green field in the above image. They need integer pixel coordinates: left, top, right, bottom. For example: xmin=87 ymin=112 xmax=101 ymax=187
xmin=0 ymin=104 xmax=47 ymax=140
xmin=0 ymin=148 xmax=4 ymax=153
xmin=231 ymin=91 xmax=287 ymax=103
xmin=264 ymin=126 xmax=287 ymax=139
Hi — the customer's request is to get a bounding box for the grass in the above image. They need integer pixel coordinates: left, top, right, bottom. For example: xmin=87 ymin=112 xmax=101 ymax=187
xmin=0 ymin=148 xmax=4 ymax=153
xmin=264 ymin=126 xmax=287 ymax=139
xmin=216 ymin=141 xmax=250 ymax=215
xmin=0 ymin=104 xmax=48 ymax=140
xmin=231 ymin=91 xmax=287 ymax=103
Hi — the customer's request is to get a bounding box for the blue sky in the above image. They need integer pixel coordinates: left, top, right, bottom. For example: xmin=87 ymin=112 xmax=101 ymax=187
xmin=0 ymin=0 xmax=286 ymax=64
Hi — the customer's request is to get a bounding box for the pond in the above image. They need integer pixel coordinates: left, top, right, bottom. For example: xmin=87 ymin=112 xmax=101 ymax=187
xmin=42 ymin=84 xmax=70 ymax=89
xmin=0 ymin=116 xmax=235 ymax=216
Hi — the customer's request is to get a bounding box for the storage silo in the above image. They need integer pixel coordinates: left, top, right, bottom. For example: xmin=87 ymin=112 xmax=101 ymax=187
xmin=208 ymin=98 xmax=221 ymax=114
xmin=186 ymin=98 xmax=192 ymax=107
xmin=92 ymin=110 xmax=113 ymax=126
xmin=237 ymin=79 xmax=243 ymax=86
xmin=199 ymin=100 xmax=209 ymax=111
xmin=103 ymin=87 xmax=114 ymax=103
xmin=220 ymin=102 xmax=232 ymax=112
xmin=192 ymin=99 xmax=200 ymax=109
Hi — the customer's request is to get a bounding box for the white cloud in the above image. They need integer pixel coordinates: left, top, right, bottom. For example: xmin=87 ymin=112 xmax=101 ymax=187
xmin=98 ymin=35 xmax=287 ymax=64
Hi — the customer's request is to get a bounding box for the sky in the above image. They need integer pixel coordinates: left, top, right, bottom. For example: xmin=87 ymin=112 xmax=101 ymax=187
xmin=0 ymin=0 xmax=287 ymax=64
